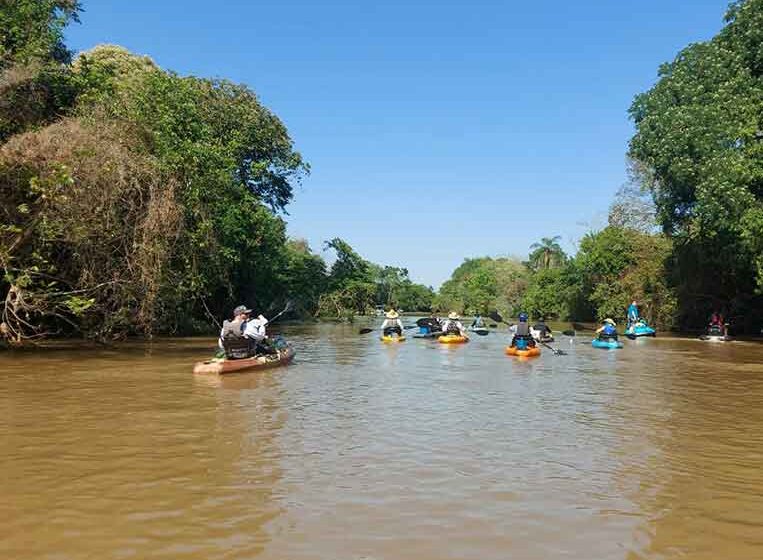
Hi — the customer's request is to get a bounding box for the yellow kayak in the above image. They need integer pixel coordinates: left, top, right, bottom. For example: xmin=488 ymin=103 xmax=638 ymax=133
xmin=381 ymin=335 xmax=406 ymax=343
xmin=438 ymin=334 xmax=469 ymax=344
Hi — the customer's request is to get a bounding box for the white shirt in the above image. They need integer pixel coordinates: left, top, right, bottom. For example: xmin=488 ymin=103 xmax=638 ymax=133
xmin=244 ymin=315 xmax=268 ymax=340
xmin=381 ymin=318 xmax=403 ymax=330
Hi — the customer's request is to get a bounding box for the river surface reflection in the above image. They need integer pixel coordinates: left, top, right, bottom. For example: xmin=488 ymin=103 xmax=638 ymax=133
xmin=1 ymin=323 xmax=762 ymax=559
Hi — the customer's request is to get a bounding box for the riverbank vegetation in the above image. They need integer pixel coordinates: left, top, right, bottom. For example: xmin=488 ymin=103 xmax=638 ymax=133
xmin=2 ymin=0 xmax=761 ymax=343
xmin=0 ymin=2 xmax=432 ymax=344
xmin=435 ymin=0 xmax=763 ymax=334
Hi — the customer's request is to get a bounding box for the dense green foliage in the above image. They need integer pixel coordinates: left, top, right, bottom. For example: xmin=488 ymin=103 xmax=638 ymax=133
xmin=317 ymin=238 xmax=434 ymax=318
xmin=628 ymin=0 xmax=763 ymax=330
xmin=435 ymin=257 xmax=528 ymax=316
xmin=0 ymin=6 xmax=429 ymax=343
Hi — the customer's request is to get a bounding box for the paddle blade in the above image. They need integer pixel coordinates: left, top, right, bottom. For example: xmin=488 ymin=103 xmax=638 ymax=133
xmin=489 ymin=311 xmax=504 ymax=324
xmin=359 ymin=328 xmax=374 ymax=335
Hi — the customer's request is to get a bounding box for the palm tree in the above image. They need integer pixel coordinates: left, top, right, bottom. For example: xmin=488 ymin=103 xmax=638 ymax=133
xmin=529 ymin=236 xmax=566 ymax=270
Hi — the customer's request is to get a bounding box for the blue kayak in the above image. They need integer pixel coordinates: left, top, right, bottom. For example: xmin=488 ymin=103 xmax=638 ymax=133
xmin=625 ymin=322 xmax=656 ymax=339
xmin=592 ymin=338 xmax=623 ymax=349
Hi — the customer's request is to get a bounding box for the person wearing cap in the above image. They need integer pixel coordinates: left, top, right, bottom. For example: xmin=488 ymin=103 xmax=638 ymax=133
xmin=511 ymin=312 xmax=536 ymax=348
xmin=596 ymin=318 xmax=618 ymax=340
xmin=441 ymin=312 xmax=467 ymax=336
xmin=381 ymin=309 xmax=404 ymax=336
xmin=219 ymin=305 xmax=251 ymax=349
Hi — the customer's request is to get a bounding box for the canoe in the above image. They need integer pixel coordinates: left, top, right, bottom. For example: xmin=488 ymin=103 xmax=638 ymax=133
xmin=438 ymin=334 xmax=469 ymax=344
xmin=700 ymin=335 xmax=731 ymax=342
xmin=505 ymin=345 xmax=541 ymax=358
xmin=381 ymin=335 xmax=406 ymax=343
xmin=592 ymin=338 xmax=623 ymax=349
xmin=625 ymin=324 xmax=656 ymax=339
xmin=193 ymin=346 xmax=295 ymax=375
xmin=413 ymin=331 xmax=442 ymax=339
xmin=699 ymin=328 xmax=731 ymax=342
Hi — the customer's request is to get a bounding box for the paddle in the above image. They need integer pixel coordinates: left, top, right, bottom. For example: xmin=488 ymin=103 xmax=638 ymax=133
xmin=265 ymin=300 xmax=294 ymax=326
xmin=489 ymin=311 xmax=566 ymax=355
xmin=359 ymin=325 xmax=417 ymax=335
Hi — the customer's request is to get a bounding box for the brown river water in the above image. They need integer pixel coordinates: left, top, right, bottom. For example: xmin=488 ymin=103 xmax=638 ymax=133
xmin=2 ymin=322 xmax=763 ymax=560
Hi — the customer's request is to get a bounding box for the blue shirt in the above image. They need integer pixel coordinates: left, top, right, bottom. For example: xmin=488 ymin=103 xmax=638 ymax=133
xmin=627 ymin=304 xmax=639 ymax=320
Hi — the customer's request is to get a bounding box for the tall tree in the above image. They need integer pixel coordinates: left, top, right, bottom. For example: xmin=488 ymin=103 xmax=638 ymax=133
xmin=628 ymin=0 xmax=763 ymax=329
xmin=528 ymin=236 xmax=566 ymax=271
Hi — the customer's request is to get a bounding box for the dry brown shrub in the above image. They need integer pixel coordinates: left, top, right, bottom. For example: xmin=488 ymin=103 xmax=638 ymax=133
xmin=0 ymin=115 xmax=182 ymax=340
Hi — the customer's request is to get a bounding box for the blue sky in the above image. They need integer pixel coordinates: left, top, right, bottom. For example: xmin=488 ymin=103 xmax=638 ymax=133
xmin=67 ymin=0 xmax=730 ymax=287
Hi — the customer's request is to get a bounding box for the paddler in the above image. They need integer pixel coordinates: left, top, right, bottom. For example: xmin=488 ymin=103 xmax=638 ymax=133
xmin=708 ymin=310 xmax=728 ymax=336
xmin=627 ymin=301 xmax=639 ymax=327
xmin=219 ymin=304 xmax=254 ymax=359
xmin=510 ymin=312 xmax=536 ymax=348
xmin=532 ymin=317 xmax=552 ymax=340
xmin=471 ymin=315 xmax=486 ymax=329
xmin=441 ymin=312 xmax=467 ymax=336
xmin=596 ymin=318 xmax=618 ymax=341
xmin=219 ymin=305 xmax=251 ymax=348
xmin=245 ymin=313 xmax=277 ymax=355
xmin=381 ymin=309 xmax=404 ymax=336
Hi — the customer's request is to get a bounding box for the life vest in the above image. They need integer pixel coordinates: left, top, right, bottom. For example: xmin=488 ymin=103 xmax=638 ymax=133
xmin=221 ymin=319 xmax=252 ymax=359
xmin=222 ymin=318 xmax=246 ymax=340
xmin=601 ymin=324 xmax=617 ymax=337
xmin=443 ymin=321 xmax=461 ymax=335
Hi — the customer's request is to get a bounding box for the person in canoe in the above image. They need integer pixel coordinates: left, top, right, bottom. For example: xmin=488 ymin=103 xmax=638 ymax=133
xmin=420 ymin=312 xmax=442 ymax=334
xmin=381 ymin=309 xmax=404 ymax=337
xmin=510 ymin=312 xmax=536 ymax=348
xmin=219 ymin=305 xmax=253 ymax=359
xmin=531 ymin=317 xmax=552 ymax=341
xmin=244 ymin=313 xmax=278 ymax=355
xmin=471 ymin=315 xmax=486 ymax=329
xmin=627 ymin=300 xmax=639 ymax=328
xmin=442 ymin=312 xmax=467 ymax=336
xmin=219 ymin=305 xmax=277 ymax=359
xmin=596 ymin=318 xmax=618 ymax=341
xmin=708 ymin=311 xmax=728 ymax=337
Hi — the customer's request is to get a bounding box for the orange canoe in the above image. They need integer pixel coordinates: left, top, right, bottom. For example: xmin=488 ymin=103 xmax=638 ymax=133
xmin=193 ymin=347 xmax=295 ymax=375
xmin=505 ymin=345 xmax=541 ymax=358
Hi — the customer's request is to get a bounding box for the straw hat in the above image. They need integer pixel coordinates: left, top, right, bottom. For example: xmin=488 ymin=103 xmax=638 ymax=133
xmin=448 ymin=312 xmax=460 ymax=320
xmin=385 ymin=309 xmax=400 ymax=319
xmin=604 ymin=318 xmax=617 ymax=326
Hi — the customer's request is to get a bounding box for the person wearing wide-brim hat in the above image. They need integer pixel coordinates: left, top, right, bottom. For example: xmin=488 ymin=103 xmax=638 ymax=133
xmin=381 ymin=309 xmax=404 ymax=336
xmin=596 ymin=318 xmax=618 ymax=340
xmin=442 ymin=312 xmax=466 ymax=336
